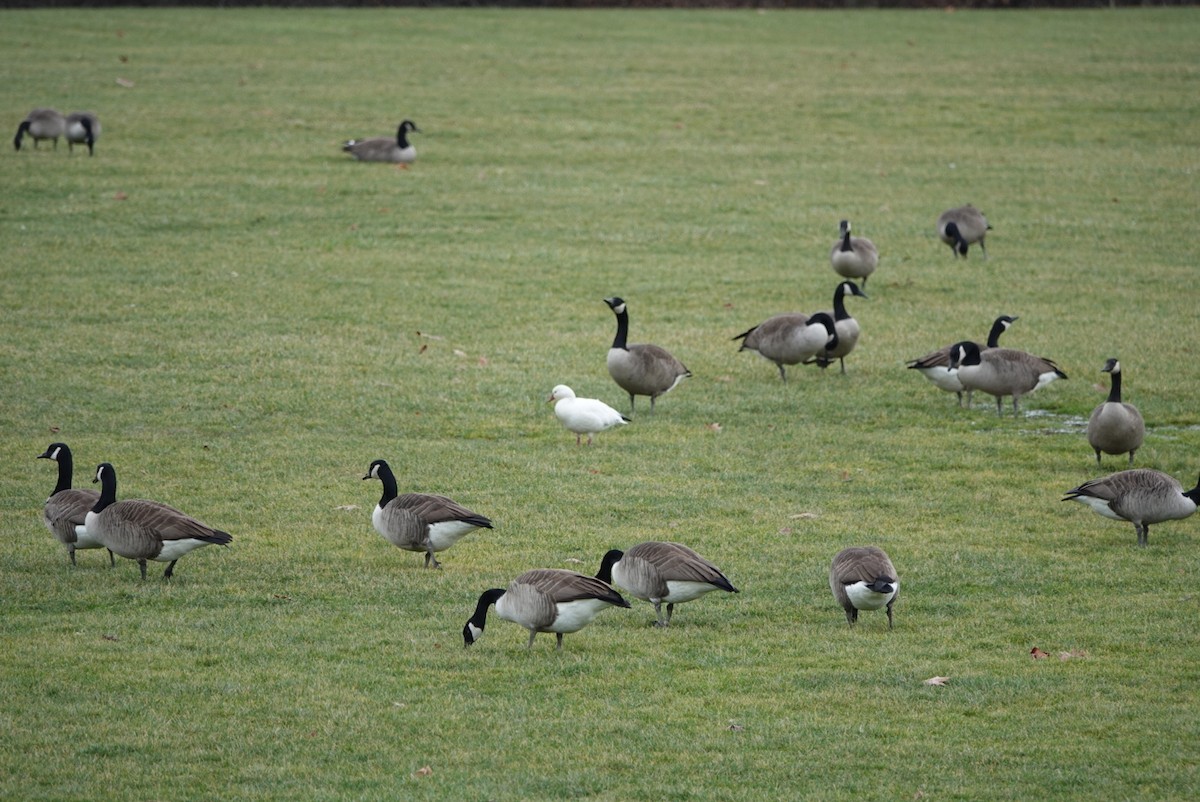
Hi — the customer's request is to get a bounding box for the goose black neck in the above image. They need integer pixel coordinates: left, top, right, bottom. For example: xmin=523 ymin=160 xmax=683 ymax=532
xmin=1186 ymin=474 xmax=1200 ymax=503
xmin=396 ymin=127 xmax=409 ymax=148
xmin=986 ymin=319 xmax=1009 ymax=348
xmin=469 ymin=588 xmax=505 ymax=628
xmin=839 ymin=229 xmax=852 ymax=252
xmin=14 ymin=121 xmax=30 ymax=150
xmin=1106 ymin=369 xmax=1123 ymax=403
xmin=596 ymin=549 xmax=624 ymax=583
xmin=48 ymin=447 xmax=74 ymax=495
xmin=832 ymin=285 xmax=850 ymax=321
xmin=92 ymin=464 xmax=118 ymax=513
xmin=376 ymin=463 xmax=399 ymax=507
xmin=611 ymin=308 xmax=630 ymax=351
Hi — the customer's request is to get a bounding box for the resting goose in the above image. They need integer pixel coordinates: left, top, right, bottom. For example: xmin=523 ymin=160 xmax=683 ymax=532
xmin=937 ymin=204 xmax=991 ymax=259
xmin=595 ymin=541 xmax=738 ymax=627
xmin=1064 ymin=469 xmax=1199 ymax=547
xmin=548 ymin=384 xmax=629 ymax=446
xmin=829 ymin=220 xmax=878 ymax=288
xmin=37 ymin=443 xmax=111 ymax=566
xmin=85 ymin=463 xmax=232 ymax=580
xmin=829 ymin=546 xmax=899 ymax=629
xmin=64 ymin=111 xmax=100 ymax=156
xmin=603 ymin=297 xmax=691 ymax=415
xmin=811 ymin=280 xmax=869 ymax=374
xmin=1087 ymin=359 xmax=1145 ymax=467
xmin=363 ymin=459 xmax=492 ymax=568
xmin=907 ymin=315 xmax=1018 ymax=407
xmin=342 ymin=119 xmax=419 ymax=166
xmin=463 ymin=569 xmax=630 ymax=650
xmin=733 ymin=311 xmax=838 ymax=383
xmin=14 ymin=108 xmax=65 ymax=151
xmin=948 ymin=340 xmax=1067 ymax=416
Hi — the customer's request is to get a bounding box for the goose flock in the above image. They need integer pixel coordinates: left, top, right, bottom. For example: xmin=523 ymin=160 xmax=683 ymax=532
xmin=22 ymin=105 xmax=1197 ymax=648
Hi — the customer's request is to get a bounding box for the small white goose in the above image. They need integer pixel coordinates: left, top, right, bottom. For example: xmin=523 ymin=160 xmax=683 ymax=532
xmin=829 ymin=546 xmax=899 ymax=629
xmin=37 ymin=442 xmax=111 ymax=566
xmin=595 ymin=541 xmax=738 ymax=627
xmin=548 ymin=384 xmax=630 ymax=446
xmin=363 ymin=459 xmax=492 ymax=568
xmin=1063 ymin=469 xmax=1199 ymax=547
xmin=463 ymin=569 xmax=630 ymax=650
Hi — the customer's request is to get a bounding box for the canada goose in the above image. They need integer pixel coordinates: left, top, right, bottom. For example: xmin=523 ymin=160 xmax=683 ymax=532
xmin=342 ymin=119 xmax=419 ymax=166
xmin=548 ymin=384 xmax=629 ymax=446
xmin=463 ymin=569 xmax=630 ymax=650
xmin=1087 ymin=359 xmax=1145 ymax=467
xmin=363 ymin=458 xmax=492 ymax=568
xmin=811 ymin=280 xmax=869 ymax=374
xmin=37 ymin=443 xmax=112 ymax=567
xmin=64 ymin=111 xmax=100 ymax=156
xmin=595 ymin=541 xmax=738 ymax=627
xmin=907 ymin=315 xmax=1018 ymax=407
xmin=948 ymin=340 xmax=1067 ymax=416
xmin=85 ymin=463 xmax=232 ymax=580
xmin=937 ymin=205 xmax=992 ymax=259
xmin=603 ymin=297 xmax=691 ymax=415
xmin=829 ymin=220 xmax=878 ymax=287
xmin=1063 ymin=469 xmax=1199 ymax=547
xmin=13 ymin=108 xmax=66 ymax=151
xmin=829 ymin=546 xmax=899 ymax=629
xmin=733 ymin=311 xmax=838 ymax=383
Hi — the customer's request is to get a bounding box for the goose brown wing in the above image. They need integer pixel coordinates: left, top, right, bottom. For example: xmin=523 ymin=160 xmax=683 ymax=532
xmin=44 ymin=488 xmax=99 ymax=542
xmin=113 ymin=499 xmax=232 ymax=545
xmin=392 ymin=493 xmax=492 ymax=528
xmin=628 ymin=542 xmax=736 ymax=591
xmin=519 ymin=569 xmax=630 ymax=607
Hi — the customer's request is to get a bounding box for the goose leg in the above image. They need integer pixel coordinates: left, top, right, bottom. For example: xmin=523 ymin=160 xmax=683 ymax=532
xmin=555 ymin=633 xmax=564 ymax=651
xmin=845 ymin=608 xmax=857 ymax=627
xmin=777 ymin=363 xmax=787 ymax=383
xmin=425 ymin=551 xmax=441 ymax=569
xmin=652 ymin=600 xmax=667 ymax=627
xmin=839 ymin=357 xmax=847 ymax=375
xmin=162 ymin=560 xmax=178 ymax=580
xmin=1095 ymin=449 xmax=1103 ymax=466
xmin=886 ymin=601 xmax=895 ymax=630
xmin=526 ymin=630 xmax=537 ymax=649
xmin=665 ymin=602 xmax=675 ymax=625
xmin=137 ymin=559 xmax=148 ymax=580
xmin=68 ymin=546 xmax=77 ymax=567
xmin=107 ymin=549 xmax=115 ymax=567
xmin=1137 ymin=524 xmax=1149 ymax=547
xmin=1127 ymin=450 xmax=1136 ymax=467
xmin=628 ymin=394 xmax=636 ymax=416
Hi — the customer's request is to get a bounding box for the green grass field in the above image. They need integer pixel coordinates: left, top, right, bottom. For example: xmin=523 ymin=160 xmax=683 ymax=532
xmin=2 ymin=7 xmax=1199 ymax=800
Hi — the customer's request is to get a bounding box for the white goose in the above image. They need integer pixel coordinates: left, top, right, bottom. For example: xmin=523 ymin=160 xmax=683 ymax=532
xmin=548 ymin=385 xmax=630 ymax=446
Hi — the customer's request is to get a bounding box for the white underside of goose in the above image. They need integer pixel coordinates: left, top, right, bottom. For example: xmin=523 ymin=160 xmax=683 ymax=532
xmin=154 ymin=538 xmax=224 ymax=562
xmin=73 ymin=524 xmax=107 ymax=550
xmin=844 ymin=580 xmax=898 ymax=611
xmin=915 ymin=365 xmax=964 ymax=393
xmin=371 ymin=505 xmax=478 ymax=552
xmin=1067 ymin=496 xmax=1123 ymax=521
xmin=659 ymin=579 xmax=722 ymax=604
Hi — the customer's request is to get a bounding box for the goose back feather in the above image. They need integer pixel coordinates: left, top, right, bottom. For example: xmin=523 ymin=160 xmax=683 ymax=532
xmin=596 ymin=541 xmax=738 ymax=626
xmin=734 ymin=311 xmax=838 ymax=382
xmin=829 ymin=546 xmax=899 ymax=628
xmin=937 ymin=204 xmax=991 ymax=258
xmin=1064 ymin=469 xmax=1200 ymax=546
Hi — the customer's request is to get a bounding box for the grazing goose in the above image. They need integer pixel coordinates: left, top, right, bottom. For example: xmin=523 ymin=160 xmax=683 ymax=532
xmin=85 ymin=463 xmax=232 ymax=580
xmin=1087 ymin=358 xmax=1145 ymax=467
xmin=603 ymin=297 xmax=691 ymax=415
xmin=812 ymin=280 xmax=869 ymax=374
xmin=363 ymin=458 xmax=492 ymax=568
xmin=733 ymin=311 xmax=838 ymax=383
xmin=937 ymin=204 xmax=991 ymax=259
xmin=37 ymin=442 xmax=111 ymax=567
xmin=829 ymin=219 xmax=878 ymax=288
xmin=829 ymin=546 xmax=899 ymax=629
xmin=548 ymin=384 xmax=629 ymax=446
xmin=1063 ymin=469 xmax=1199 ymax=547
xmin=948 ymin=340 xmax=1067 ymax=416
xmin=907 ymin=315 xmax=1018 ymax=407
xmin=64 ymin=111 xmax=100 ymax=156
xmin=463 ymin=569 xmax=630 ymax=650
xmin=342 ymin=119 xmax=419 ymax=166
xmin=13 ymin=108 xmax=66 ymax=151
xmin=595 ymin=541 xmax=738 ymax=627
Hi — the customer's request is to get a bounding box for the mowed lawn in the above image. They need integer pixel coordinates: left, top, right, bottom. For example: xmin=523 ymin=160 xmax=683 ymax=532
xmin=2 ymin=7 xmax=1199 ymax=800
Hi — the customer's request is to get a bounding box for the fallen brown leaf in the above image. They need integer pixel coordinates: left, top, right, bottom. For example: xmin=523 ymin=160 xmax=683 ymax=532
xmin=413 ymin=766 xmax=432 ymax=778
xmin=1030 ymin=647 xmax=1050 ymax=659
xmin=923 ymin=676 xmax=949 ymax=686
xmin=113 ymin=191 xmax=128 ymax=201
xmin=1059 ymin=650 xmax=1089 ymax=661
xmin=418 ymin=343 xmax=428 ymax=354
xmin=707 ymin=422 xmax=722 ymax=432
xmin=115 ymin=77 xmax=135 ymax=88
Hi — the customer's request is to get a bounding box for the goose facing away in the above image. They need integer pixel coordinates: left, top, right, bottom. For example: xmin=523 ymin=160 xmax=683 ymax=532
xmin=548 ymin=384 xmax=629 ymax=446
xmin=948 ymin=340 xmax=1067 ymax=416
xmin=812 ymin=280 xmax=869 ymax=374
xmin=733 ymin=311 xmax=838 ymax=383
xmin=65 ymin=111 xmax=100 ymax=156
xmin=1064 ymin=469 xmax=1199 ymax=547
xmin=342 ymin=119 xmax=419 ymax=165
xmin=829 ymin=220 xmax=878 ymax=287
xmin=1087 ymin=359 xmax=1145 ymax=467
xmin=603 ymin=297 xmax=691 ymax=415
xmin=937 ymin=204 xmax=991 ymax=258
xmin=14 ymin=108 xmax=66 ymax=151
xmin=906 ymin=315 xmax=1018 ymax=407
xmin=595 ymin=541 xmax=739 ymax=627
xmin=37 ymin=442 xmax=111 ymax=566
xmin=363 ymin=459 xmax=492 ymax=568
xmin=85 ymin=463 xmax=232 ymax=580
xmin=829 ymin=546 xmax=899 ymax=628
xmin=463 ymin=569 xmax=630 ymax=650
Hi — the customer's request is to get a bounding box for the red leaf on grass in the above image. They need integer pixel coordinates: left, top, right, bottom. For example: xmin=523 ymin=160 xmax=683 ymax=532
xmin=1030 ymin=647 xmax=1050 ymax=659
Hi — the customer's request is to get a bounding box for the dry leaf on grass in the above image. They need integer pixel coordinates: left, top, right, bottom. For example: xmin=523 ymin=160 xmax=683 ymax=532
xmin=335 ymin=504 xmax=359 ymax=512
xmin=789 ymin=512 xmax=819 ymax=520
xmin=707 ymin=422 xmax=722 ymax=432
xmin=115 ymin=77 xmax=135 ymax=88
xmin=923 ymin=676 xmax=949 ymax=686
xmin=1030 ymin=647 xmax=1050 ymax=659
xmin=1059 ymin=650 xmax=1089 ymax=660
xmin=412 ymin=766 xmax=433 ymax=778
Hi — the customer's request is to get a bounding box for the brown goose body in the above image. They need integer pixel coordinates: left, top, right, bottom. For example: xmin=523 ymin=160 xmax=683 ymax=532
xmin=829 ymin=546 xmax=899 ymax=628
xmin=949 ymin=341 xmax=1067 ymax=416
xmin=85 ymin=463 xmax=232 ymax=580
xmin=1064 ymin=469 xmax=1200 ymax=547
xmin=907 ymin=315 xmax=1017 ymax=407
xmin=937 ymin=204 xmax=991 ymax=258
xmin=596 ymin=541 xmax=738 ymax=626
xmin=342 ymin=119 xmax=418 ymax=164
xmin=811 ymin=280 xmax=869 ymax=374
xmin=14 ymin=108 xmax=65 ymax=150
xmin=603 ymin=297 xmax=691 ymax=415
xmin=463 ymin=569 xmax=630 ymax=650
xmin=1087 ymin=359 xmax=1144 ymax=466
xmin=829 ymin=220 xmax=878 ymax=286
xmin=37 ymin=443 xmax=110 ymax=566
xmin=734 ymin=311 xmax=838 ymax=382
